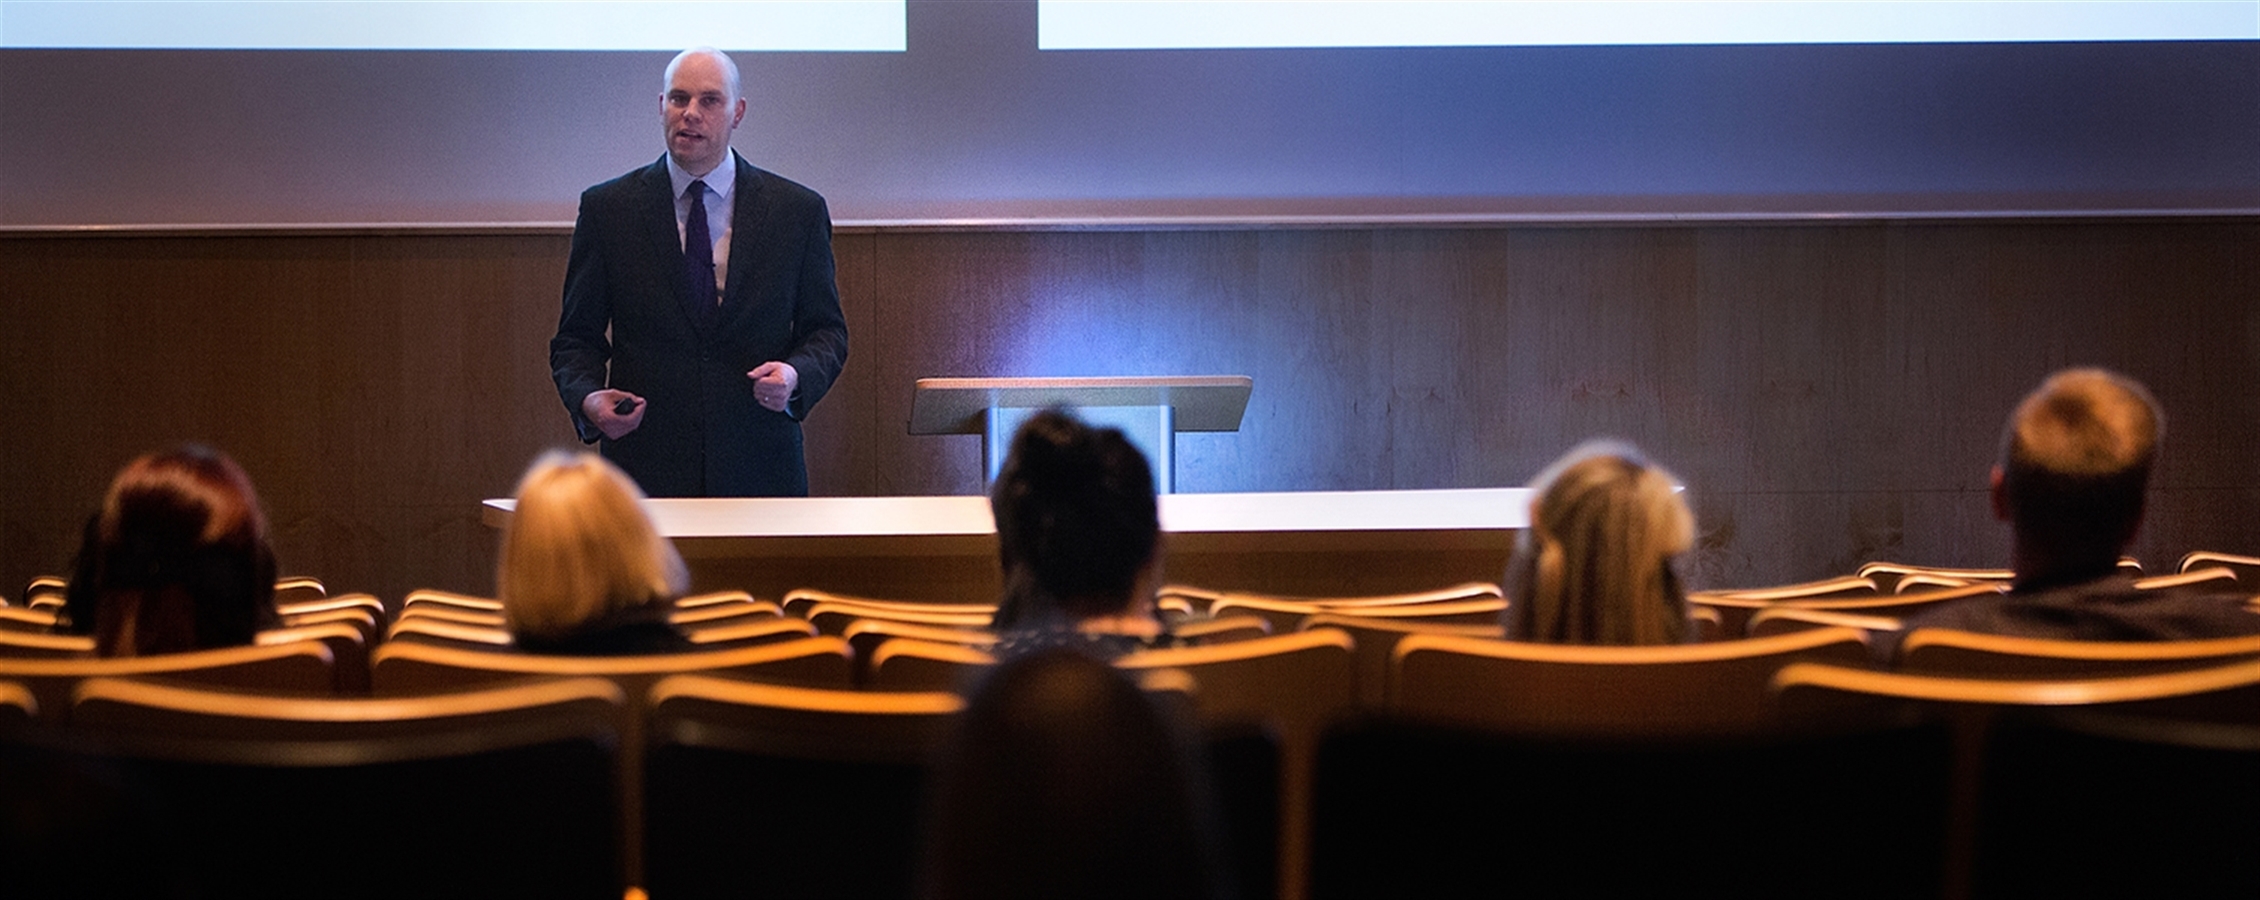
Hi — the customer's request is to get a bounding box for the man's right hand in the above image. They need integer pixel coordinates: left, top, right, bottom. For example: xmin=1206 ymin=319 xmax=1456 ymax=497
xmin=582 ymin=389 xmax=646 ymax=441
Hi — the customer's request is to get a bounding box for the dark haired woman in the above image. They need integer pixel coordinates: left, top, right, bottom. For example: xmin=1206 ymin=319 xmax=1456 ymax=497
xmin=988 ymin=409 xmax=1176 ymax=658
xmin=64 ymin=445 xmax=279 ymax=656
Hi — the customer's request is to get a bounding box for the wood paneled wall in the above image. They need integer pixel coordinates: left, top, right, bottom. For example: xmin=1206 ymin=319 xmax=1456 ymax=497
xmin=4 ymin=219 xmax=2255 ymax=604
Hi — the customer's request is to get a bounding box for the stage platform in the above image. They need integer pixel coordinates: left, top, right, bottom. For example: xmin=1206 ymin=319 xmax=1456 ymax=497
xmin=483 ymin=488 xmax=1531 ymax=604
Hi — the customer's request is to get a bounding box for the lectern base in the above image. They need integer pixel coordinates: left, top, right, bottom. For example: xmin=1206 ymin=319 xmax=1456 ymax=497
xmin=985 ymin=404 xmax=1177 ymax=492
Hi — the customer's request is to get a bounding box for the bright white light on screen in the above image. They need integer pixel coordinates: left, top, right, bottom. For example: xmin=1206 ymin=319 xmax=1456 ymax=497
xmin=0 ymin=1 xmax=907 ymax=51
xmin=1039 ymin=1 xmax=2260 ymax=50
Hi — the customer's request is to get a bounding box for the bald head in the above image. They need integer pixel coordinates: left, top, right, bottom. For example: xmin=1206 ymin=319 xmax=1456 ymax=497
xmin=1997 ymin=367 xmax=2162 ymax=572
xmin=660 ymin=47 xmax=747 ymax=175
xmin=663 ymin=47 xmax=741 ymax=102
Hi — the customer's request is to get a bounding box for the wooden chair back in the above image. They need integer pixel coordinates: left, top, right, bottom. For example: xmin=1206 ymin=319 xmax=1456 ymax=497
xmin=781 ymin=588 xmax=995 ymax=620
xmin=866 ymin=637 xmax=997 ymax=692
xmin=1691 ymin=581 xmax=2001 ymax=639
xmin=643 ymin=674 xmax=964 ymax=900
xmin=1297 ymin=613 xmax=1503 ymax=708
xmin=2179 ymin=550 xmax=2260 ymax=586
xmin=256 ymin=621 xmax=370 ymax=694
xmin=1392 ymin=627 xmax=1874 ymax=737
xmin=681 ymin=615 xmax=818 ymax=649
xmin=842 ymin=619 xmax=996 ymax=681
xmin=1898 ymin=629 xmax=2260 ymax=679
xmin=0 ymin=630 xmax=94 ymax=658
xmin=0 ymin=640 xmax=336 ymax=721
xmin=1118 ymin=629 xmax=1358 ymax=900
xmin=62 ymin=674 xmax=625 ymax=899
xmin=804 ymin=601 xmax=995 ymax=635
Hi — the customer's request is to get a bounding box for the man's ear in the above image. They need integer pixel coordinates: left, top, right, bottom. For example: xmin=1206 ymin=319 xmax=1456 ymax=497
xmin=731 ymin=98 xmax=747 ymax=128
xmin=1989 ymin=466 xmax=2009 ymax=522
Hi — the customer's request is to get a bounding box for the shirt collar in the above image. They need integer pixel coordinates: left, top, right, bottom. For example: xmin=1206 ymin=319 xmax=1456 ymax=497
xmin=666 ymin=149 xmax=738 ymax=202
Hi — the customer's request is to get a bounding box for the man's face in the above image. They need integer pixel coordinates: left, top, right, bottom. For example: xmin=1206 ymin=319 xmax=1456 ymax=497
xmin=662 ymin=53 xmax=745 ymax=175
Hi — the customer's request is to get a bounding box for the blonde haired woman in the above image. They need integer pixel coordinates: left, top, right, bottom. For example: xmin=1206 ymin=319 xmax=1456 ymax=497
xmin=1504 ymin=441 xmax=1694 ymax=645
xmin=498 ymin=450 xmax=690 ymax=654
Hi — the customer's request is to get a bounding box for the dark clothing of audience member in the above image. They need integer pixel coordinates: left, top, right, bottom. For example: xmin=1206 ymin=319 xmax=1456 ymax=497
xmin=510 ymin=603 xmax=693 ymax=656
xmin=1900 ymin=572 xmax=2260 ymax=642
xmin=918 ymin=647 xmax=1234 ymax=900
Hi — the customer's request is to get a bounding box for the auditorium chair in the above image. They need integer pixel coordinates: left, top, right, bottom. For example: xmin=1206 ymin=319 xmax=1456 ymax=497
xmin=671 ymin=589 xmax=765 ymax=610
xmin=865 ymin=636 xmax=995 ymax=692
xmin=1159 ymin=581 xmax=1501 ymax=618
xmin=1171 ymin=582 xmax=1505 ymax=633
xmin=63 ymin=674 xmax=626 ymax=899
xmin=373 ymin=636 xmax=854 ymax=884
xmin=1745 ymin=606 xmax=1903 ymax=638
xmin=1297 ymin=613 xmax=1503 ymax=707
xmin=842 ymin=619 xmax=995 ymax=680
xmin=0 ymin=638 xmax=337 ymax=723
xmin=0 ymin=679 xmax=34 ymax=722
xmin=384 ymin=616 xmax=515 ymax=649
xmin=1774 ymin=658 xmax=2260 ymax=899
xmin=2179 ymin=549 xmax=2260 ymax=586
xmin=398 ymin=588 xmax=504 ymax=616
xmin=273 ymin=593 xmax=385 ymax=644
xmin=681 ymin=614 xmax=819 ymax=649
xmin=0 ymin=630 xmax=94 ymax=658
xmin=667 ymin=592 xmax=785 ymax=627
xmin=1118 ymin=629 xmax=1359 ymax=900
xmin=0 ymin=604 xmax=61 ymax=633
xmin=781 ymin=587 xmax=996 ymax=620
xmin=1391 ymin=627 xmax=1875 ymax=738
xmin=1860 ymin=558 xmax=2143 ymax=594
xmin=1309 ymin=713 xmax=1953 ymax=900
xmin=256 ymin=620 xmax=370 ymax=694
xmin=1692 ymin=573 xmax=1881 ymax=602
xmin=2130 ymin=565 xmax=2238 ymax=591
xmin=802 ymin=601 xmax=995 ymax=635
xmin=1897 ymin=629 xmax=2260 ymax=679
xmin=271 ymin=575 xmax=327 ymax=607
xmin=1689 ymin=581 xmax=2002 ymax=639
xmin=1175 ymin=613 xmax=1274 ymax=644
xmin=391 ymin=603 xmax=507 ymax=628
xmin=18 ymin=574 xmax=66 ymax=609
xmin=642 ymin=673 xmax=964 ymax=900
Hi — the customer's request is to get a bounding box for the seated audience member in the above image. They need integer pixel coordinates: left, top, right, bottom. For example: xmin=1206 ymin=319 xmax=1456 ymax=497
xmin=1504 ymin=441 xmax=1695 ymax=645
xmin=497 ymin=450 xmax=691 ymax=654
xmin=64 ymin=445 xmax=279 ymax=656
xmin=918 ymin=647 xmax=1234 ymax=900
xmin=1900 ymin=368 xmax=2260 ymax=640
xmin=987 ymin=409 xmax=1177 ymax=658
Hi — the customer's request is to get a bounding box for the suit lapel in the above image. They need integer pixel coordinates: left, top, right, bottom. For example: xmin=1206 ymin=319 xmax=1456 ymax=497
xmin=638 ymin=158 xmax=708 ymax=332
xmin=718 ymin=156 xmax=765 ymax=324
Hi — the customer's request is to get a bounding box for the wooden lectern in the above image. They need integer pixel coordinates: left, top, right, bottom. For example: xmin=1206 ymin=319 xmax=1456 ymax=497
xmin=908 ymin=375 xmax=1253 ymax=492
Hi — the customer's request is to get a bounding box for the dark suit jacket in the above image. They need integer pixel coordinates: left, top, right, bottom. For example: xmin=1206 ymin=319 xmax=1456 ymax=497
xmin=550 ymin=154 xmax=849 ymax=497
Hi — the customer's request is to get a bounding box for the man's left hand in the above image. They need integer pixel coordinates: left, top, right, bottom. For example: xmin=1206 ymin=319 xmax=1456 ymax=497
xmin=748 ymin=361 xmax=798 ymax=412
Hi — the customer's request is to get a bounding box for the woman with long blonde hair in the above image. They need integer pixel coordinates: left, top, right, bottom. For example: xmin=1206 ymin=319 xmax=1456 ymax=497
xmin=1504 ymin=441 xmax=1694 ymax=645
xmin=498 ymin=450 xmax=689 ymax=653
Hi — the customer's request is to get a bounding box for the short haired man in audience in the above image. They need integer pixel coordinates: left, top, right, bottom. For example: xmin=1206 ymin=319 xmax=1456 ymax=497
xmin=1901 ymin=367 xmax=2260 ymax=641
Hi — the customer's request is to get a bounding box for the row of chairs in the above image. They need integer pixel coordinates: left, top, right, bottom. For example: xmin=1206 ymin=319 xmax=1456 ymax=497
xmin=12 ymin=640 xmax=2260 ymax=900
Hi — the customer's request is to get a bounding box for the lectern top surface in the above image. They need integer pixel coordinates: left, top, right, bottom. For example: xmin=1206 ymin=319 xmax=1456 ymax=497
xmin=908 ymin=375 xmax=1252 ymax=434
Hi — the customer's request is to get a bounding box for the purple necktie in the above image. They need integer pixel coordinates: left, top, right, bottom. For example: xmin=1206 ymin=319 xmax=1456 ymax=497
xmin=683 ymin=180 xmax=717 ymax=311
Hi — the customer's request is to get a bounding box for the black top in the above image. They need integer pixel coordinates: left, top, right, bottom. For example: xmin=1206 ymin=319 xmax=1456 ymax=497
xmin=513 ymin=603 xmax=694 ymax=656
xmin=1879 ymin=572 xmax=2260 ymax=663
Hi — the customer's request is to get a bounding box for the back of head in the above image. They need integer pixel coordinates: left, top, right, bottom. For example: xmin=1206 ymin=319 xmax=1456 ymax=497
xmin=1998 ymin=368 xmax=2161 ymax=573
xmin=1505 ymin=441 xmax=1694 ymax=646
xmin=919 ymin=647 xmax=1230 ymax=900
xmin=498 ymin=451 xmax=686 ymax=644
xmin=66 ymin=445 xmax=277 ymax=657
xmin=988 ymin=410 xmax=1160 ymax=630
